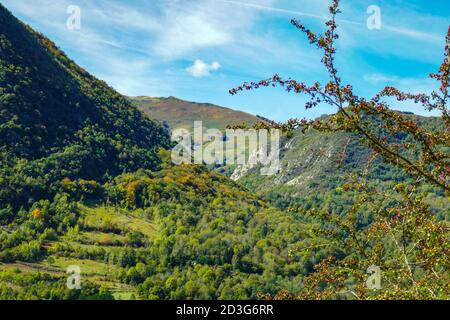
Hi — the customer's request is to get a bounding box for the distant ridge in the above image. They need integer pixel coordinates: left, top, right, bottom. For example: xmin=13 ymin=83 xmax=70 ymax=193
xmin=129 ymin=96 xmax=262 ymax=131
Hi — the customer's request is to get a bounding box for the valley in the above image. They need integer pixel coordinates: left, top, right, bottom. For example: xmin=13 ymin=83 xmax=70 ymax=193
xmin=0 ymin=1 xmax=448 ymax=301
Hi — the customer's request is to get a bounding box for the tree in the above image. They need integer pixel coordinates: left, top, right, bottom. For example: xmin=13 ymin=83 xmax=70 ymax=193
xmin=231 ymin=0 xmax=449 ymax=299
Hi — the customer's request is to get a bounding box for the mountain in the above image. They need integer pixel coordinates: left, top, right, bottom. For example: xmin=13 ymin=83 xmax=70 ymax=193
xmin=0 ymin=4 xmax=171 ymax=212
xmin=0 ymin=4 xmax=307 ymax=300
xmin=1 ymin=3 xmax=447 ymax=301
xmin=130 ymin=96 xmax=262 ymax=132
xmin=0 ymin=152 xmax=309 ymax=300
xmin=232 ymin=113 xmax=449 ymax=217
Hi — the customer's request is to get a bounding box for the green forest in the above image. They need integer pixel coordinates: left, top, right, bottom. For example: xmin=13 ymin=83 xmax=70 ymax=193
xmin=0 ymin=1 xmax=448 ymax=300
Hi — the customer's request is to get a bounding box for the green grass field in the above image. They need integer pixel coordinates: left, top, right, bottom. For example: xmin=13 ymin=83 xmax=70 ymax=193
xmin=0 ymin=203 xmax=159 ymax=299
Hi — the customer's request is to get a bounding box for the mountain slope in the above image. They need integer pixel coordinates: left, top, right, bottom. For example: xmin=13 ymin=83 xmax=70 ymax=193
xmin=233 ymin=114 xmax=449 ymax=216
xmin=0 ymin=4 xmax=171 ymax=212
xmin=0 ymin=3 xmax=170 ymax=163
xmin=0 ymin=154 xmax=309 ymax=300
xmin=0 ymin=5 xmax=309 ymax=300
xmin=130 ymin=96 xmax=261 ymax=131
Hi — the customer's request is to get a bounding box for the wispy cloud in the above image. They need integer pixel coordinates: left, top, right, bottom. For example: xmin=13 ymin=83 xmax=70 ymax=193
xmin=2 ymin=0 xmax=448 ymax=119
xmin=383 ymin=24 xmax=443 ymax=45
xmin=217 ymin=0 xmax=328 ymax=21
xmin=364 ymin=73 xmax=438 ymax=94
xmin=217 ymin=0 xmax=444 ymax=44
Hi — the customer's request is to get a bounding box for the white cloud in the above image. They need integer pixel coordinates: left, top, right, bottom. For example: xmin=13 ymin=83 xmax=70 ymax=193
xmin=186 ymin=60 xmax=221 ymax=77
xmin=151 ymin=0 xmax=260 ymax=59
xmin=3 ymin=0 xmax=448 ymax=103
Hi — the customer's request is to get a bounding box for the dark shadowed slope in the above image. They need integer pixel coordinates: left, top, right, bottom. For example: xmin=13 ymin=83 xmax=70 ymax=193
xmin=0 ymin=3 xmax=171 ymax=210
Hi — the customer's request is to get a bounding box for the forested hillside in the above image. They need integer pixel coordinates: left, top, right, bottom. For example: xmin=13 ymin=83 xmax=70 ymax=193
xmin=0 ymin=3 xmax=171 ymax=218
xmin=0 ymin=4 xmax=172 ymax=298
xmin=0 ymin=4 xmax=311 ymax=300
xmin=233 ymin=114 xmax=449 ymax=219
xmin=0 ymin=151 xmax=314 ymax=299
xmin=0 ymin=1 xmax=448 ymax=301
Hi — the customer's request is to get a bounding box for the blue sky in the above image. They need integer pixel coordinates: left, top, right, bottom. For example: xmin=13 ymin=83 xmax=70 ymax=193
xmin=1 ymin=0 xmax=449 ymax=121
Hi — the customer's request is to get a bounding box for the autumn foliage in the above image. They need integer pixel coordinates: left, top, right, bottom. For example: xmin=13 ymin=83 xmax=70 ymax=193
xmin=231 ymin=0 xmax=449 ymax=299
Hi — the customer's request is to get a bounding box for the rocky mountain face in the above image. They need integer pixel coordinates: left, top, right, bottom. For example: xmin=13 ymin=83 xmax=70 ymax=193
xmin=231 ymin=114 xmax=448 ymax=214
